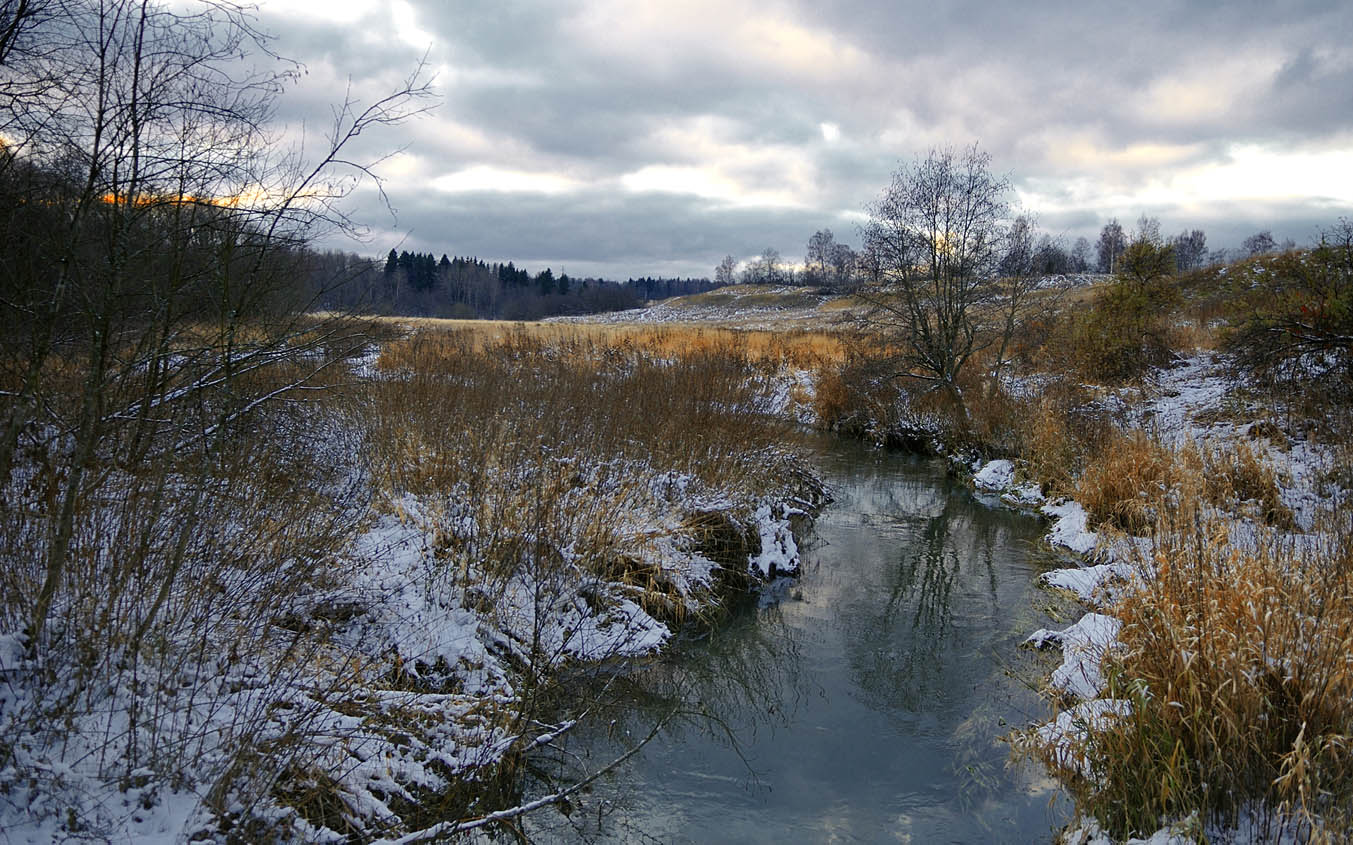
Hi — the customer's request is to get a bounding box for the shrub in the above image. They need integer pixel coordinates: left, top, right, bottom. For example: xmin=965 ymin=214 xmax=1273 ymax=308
xmin=1225 ymin=219 xmax=1353 ymax=400
xmin=1068 ymin=272 xmax=1181 ymax=384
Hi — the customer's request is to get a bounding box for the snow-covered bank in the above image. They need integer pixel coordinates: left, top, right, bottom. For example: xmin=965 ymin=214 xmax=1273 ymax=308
xmin=0 ymin=335 xmax=829 ymax=843
xmin=963 ymin=351 xmax=1348 ymax=842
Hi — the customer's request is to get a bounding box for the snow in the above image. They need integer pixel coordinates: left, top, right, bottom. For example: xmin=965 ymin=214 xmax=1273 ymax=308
xmin=0 ymin=425 xmax=818 ymax=842
xmin=974 ymin=459 xmax=1015 ymax=491
xmin=973 ymin=458 xmax=1044 ymax=507
xmin=1042 ymin=500 xmax=1101 ymax=556
xmin=0 ymin=631 xmax=25 ymax=671
xmin=1026 ymin=612 xmax=1123 ymax=700
xmin=1035 ymin=698 xmax=1132 ymax=780
xmin=748 ymin=502 xmax=800 ymax=578
xmin=1136 ymin=355 xmax=1233 ymax=445
xmin=1062 ymin=808 xmax=1311 ymax=845
xmin=1040 ymin=561 xmax=1136 ymax=606
xmin=1020 ymin=351 xmax=1350 ymax=842
xmin=338 ymin=509 xmax=512 ymax=695
xmin=546 ymin=285 xmax=838 ymax=330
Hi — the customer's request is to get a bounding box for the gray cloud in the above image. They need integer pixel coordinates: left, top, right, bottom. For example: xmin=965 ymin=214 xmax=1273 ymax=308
xmin=263 ymin=0 xmax=1353 ymax=278
xmin=362 ymin=184 xmax=839 ymax=278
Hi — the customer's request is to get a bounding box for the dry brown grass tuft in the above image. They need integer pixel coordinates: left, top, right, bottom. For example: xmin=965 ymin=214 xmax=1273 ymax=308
xmin=1045 ymin=507 xmax=1353 ymax=839
xmin=1198 ymin=441 xmax=1296 ymax=530
xmin=1077 ymin=430 xmax=1180 ymax=534
xmin=1022 ymin=399 xmax=1086 ymax=496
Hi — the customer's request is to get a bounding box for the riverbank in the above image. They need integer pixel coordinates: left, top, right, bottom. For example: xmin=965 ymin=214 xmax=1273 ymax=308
xmin=0 ymin=328 xmax=826 ymax=842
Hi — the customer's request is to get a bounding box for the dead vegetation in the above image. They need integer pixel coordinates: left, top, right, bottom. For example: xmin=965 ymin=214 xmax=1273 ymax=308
xmin=1041 ymin=505 xmax=1353 ymax=841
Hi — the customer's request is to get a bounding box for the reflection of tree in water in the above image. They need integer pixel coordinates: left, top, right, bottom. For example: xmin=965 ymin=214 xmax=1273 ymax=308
xmin=844 ymin=480 xmax=1009 ymax=716
xmin=838 ymin=472 xmax=1055 ymax=832
xmin=519 ymin=597 xmax=805 ymax=842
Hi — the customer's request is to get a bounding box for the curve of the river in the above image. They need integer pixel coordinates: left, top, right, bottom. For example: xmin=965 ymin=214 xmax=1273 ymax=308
xmin=525 ymin=435 xmax=1079 ymax=843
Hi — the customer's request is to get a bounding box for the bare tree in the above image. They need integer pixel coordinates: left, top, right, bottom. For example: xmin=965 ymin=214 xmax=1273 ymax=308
xmin=1071 ymin=236 xmax=1093 ymax=272
xmin=990 ymin=214 xmax=1061 ymax=385
xmin=1097 ymin=218 xmax=1126 ymax=273
xmin=805 ymin=228 xmax=835 ymax=285
xmin=715 ymin=253 xmax=738 ymax=286
xmin=1172 ymin=229 xmax=1207 ymax=271
xmin=860 ymin=143 xmax=1010 ymax=395
xmin=0 ymin=0 xmax=46 ymax=65
xmin=1244 ymin=230 xmax=1278 ymax=257
xmin=1135 ymin=214 xmax=1162 ymax=245
xmin=743 ymin=246 xmax=783 ymax=284
xmin=0 ymin=0 xmax=434 ymax=649
xmin=829 ymin=241 xmax=857 ymax=288
xmin=857 ymin=224 xmax=885 ymax=285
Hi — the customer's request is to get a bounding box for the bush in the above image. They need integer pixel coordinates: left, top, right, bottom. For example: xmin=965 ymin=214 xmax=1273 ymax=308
xmin=1068 ymin=242 xmax=1182 ymax=384
xmin=1225 ymin=219 xmax=1353 ymax=399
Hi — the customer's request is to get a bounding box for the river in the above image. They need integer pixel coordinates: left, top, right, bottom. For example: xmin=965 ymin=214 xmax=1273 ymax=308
xmin=523 ymin=435 xmax=1078 ymax=843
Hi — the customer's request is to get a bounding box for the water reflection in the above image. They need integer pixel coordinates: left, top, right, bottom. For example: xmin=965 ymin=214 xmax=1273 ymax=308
xmin=523 ymin=437 xmax=1075 ymax=843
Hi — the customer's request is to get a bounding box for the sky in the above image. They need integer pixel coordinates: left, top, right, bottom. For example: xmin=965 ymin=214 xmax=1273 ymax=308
xmin=258 ymin=0 xmax=1353 ymax=279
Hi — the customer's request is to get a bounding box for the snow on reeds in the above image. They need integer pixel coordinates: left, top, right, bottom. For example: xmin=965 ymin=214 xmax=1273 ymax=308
xmin=0 ymin=324 xmax=823 ymax=841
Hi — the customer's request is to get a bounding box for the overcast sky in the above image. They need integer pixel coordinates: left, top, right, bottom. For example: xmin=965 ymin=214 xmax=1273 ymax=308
xmin=259 ymin=0 xmax=1353 ymax=279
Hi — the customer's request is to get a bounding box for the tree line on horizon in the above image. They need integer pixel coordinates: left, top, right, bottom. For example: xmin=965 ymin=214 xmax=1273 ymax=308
xmin=309 ymin=248 xmax=725 ymax=320
xmin=715 ymin=217 xmax=1301 ymax=292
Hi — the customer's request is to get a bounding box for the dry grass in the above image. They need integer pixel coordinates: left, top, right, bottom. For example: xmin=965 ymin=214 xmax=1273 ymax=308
xmin=1074 ymin=430 xmax=1296 ymax=536
xmin=1017 ymin=384 xmax=1115 ymax=497
xmin=1197 ymin=440 xmax=1296 ymax=530
xmin=1077 ymin=430 xmax=1180 ymax=534
xmin=1045 ymin=507 xmax=1353 ymax=840
xmin=0 ymin=313 xmax=829 ymax=839
xmin=361 ymin=326 xmax=808 ymax=624
xmin=371 ymin=317 xmax=852 ymax=369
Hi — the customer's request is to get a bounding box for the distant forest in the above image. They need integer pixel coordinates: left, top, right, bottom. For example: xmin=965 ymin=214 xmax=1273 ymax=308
xmin=314 ymin=249 xmax=723 ymax=320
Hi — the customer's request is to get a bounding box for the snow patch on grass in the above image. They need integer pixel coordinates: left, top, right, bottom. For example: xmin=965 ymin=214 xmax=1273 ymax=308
xmin=1043 ymin=500 xmax=1101 ymax=556
xmin=1035 ymin=699 xmax=1132 ymax=781
xmin=1026 ymin=613 xmax=1123 ymax=700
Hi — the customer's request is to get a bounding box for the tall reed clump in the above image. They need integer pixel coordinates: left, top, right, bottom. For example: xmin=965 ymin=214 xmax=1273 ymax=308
xmin=1040 ymin=504 xmax=1353 ymax=840
xmin=1076 ymin=429 xmax=1180 ymax=534
xmin=364 ymin=326 xmax=808 ymax=652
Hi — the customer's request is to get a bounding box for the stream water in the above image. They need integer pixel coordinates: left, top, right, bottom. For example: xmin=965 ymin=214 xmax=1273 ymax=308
xmin=525 ymin=436 xmax=1078 ymax=843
